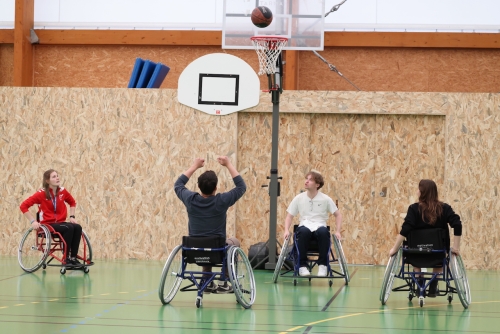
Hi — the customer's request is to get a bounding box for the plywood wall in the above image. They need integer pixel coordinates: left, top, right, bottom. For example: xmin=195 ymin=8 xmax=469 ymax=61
xmin=0 ymin=88 xmax=498 ymax=269
xmin=0 ymin=87 xmax=238 ymax=260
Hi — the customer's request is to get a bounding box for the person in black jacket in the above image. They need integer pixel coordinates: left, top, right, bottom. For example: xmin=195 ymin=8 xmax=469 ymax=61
xmin=389 ymin=179 xmax=462 ymax=297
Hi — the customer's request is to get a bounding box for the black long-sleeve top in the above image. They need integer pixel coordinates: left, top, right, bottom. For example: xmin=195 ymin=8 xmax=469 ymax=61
xmin=400 ymin=203 xmax=462 ymax=240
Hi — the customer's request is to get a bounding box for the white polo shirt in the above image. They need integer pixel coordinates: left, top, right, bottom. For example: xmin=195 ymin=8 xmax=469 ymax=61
xmin=286 ymin=191 xmax=338 ymax=232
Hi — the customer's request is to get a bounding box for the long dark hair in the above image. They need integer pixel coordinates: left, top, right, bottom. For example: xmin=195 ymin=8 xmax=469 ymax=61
xmin=418 ymin=179 xmax=443 ymax=225
xmin=42 ymin=169 xmax=59 ymax=200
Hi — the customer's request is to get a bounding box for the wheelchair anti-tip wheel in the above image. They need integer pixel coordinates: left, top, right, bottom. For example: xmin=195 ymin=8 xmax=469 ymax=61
xmin=272 ymin=236 xmax=291 ymax=283
xmin=333 ymin=235 xmax=350 ymax=284
xmin=158 ymin=245 xmax=184 ymax=305
xmin=18 ymin=225 xmax=51 ymax=273
xmin=449 ymin=252 xmax=471 ymax=309
xmin=380 ymin=248 xmax=402 ymax=305
xmin=227 ymin=246 xmax=256 ymax=309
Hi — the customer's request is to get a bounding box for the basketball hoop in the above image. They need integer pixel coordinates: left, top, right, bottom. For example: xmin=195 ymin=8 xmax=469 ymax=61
xmin=250 ymin=36 xmax=288 ymax=76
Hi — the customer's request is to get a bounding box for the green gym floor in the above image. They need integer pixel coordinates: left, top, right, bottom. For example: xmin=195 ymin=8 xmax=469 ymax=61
xmin=1 ymin=256 xmax=499 ymax=334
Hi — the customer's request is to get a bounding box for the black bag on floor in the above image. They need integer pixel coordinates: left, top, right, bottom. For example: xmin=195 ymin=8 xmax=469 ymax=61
xmin=248 ymin=242 xmax=269 ymax=269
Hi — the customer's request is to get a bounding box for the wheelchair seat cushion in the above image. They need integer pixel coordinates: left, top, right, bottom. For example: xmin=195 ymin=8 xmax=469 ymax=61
xmin=405 ymin=228 xmax=447 ymax=268
xmin=182 ymin=236 xmax=226 ymax=265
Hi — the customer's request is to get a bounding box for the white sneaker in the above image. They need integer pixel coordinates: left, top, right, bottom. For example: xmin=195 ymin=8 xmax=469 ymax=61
xmin=299 ymin=267 xmax=311 ymax=276
xmin=317 ymin=265 xmax=328 ymax=277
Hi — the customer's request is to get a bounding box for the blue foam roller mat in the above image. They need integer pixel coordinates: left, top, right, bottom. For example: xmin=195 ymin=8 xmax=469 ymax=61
xmin=127 ymin=58 xmax=145 ymax=88
xmin=136 ymin=60 xmax=157 ymax=88
xmin=147 ymin=63 xmax=170 ymax=88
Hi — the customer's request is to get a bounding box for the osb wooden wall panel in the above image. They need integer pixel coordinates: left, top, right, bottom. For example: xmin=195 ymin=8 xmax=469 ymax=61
xmin=0 ymin=44 xmax=14 ymax=86
xmin=241 ymin=91 xmax=497 ymax=269
xmin=310 ymin=114 xmax=376 ymax=265
xmin=0 ymin=87 xmax=238 ymax=260
xmin=32 ymin=45 xmax=267 ymax=90
xmin=372 ymin=115 xmax=445 ymax=265
xmin=1 ymin=88 xmax=498 ymax=269
xmin=444 ymin=94 xmax=500 ymax=269
xmin=236 ymin=113 xmax=312 ymax=253
xmin=300 ymin=48 xmax=500 ymax=92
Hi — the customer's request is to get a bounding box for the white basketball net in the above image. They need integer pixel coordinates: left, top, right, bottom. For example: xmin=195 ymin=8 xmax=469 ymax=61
xmin=251 ymin=36 xmax=288 ymax=75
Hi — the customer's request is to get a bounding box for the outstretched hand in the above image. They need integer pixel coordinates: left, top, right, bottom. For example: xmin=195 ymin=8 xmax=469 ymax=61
xmin=217 ymin=156 xmax=231 ymax=166
xmin=192 ymin=158 xmax=205 ymax=169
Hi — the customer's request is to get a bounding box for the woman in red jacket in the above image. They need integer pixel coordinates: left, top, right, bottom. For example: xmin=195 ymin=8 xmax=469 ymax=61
xmin=20 ymin=169 xmax=82 ymax=266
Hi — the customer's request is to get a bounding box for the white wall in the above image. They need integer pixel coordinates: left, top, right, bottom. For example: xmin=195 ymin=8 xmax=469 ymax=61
xmin=0 ymin=0 xmax=499 ymax=32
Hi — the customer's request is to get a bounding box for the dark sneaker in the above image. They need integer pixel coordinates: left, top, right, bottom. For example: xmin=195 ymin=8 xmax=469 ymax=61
xmin=67 ymin=258 xmax=82 ymax=267
xmin=427 ymin=280 xmax=439 ymax=298
xmin=215 ymin=282 xmax=234 ymax=294
xmin=204 ymin=282 xmax=218 ymax=294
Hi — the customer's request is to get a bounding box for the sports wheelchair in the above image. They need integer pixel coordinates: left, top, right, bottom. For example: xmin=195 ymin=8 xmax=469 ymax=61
xmin=18 ymin=223 xmax=93 ymax=275
xmin=380 ymin=228 xmax=471 ymax=308
xmin=158 ymin=236 xmax=256 ymax=309
xmin=272 ymin=225 xmax=350 ymax=286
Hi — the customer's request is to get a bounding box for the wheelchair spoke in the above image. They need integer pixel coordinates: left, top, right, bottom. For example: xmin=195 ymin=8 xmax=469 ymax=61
xmin=228 ymin=247 xmax=256 ymax=309
xmin=18 ymin=226 xmax=51 ymax=273
xmin=158 ymin=245 xmax=184 ymax=305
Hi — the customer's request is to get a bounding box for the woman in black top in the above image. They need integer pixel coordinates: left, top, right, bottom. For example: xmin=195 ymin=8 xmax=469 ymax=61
xmin=389 ymin=179 xmax=463 ymax=296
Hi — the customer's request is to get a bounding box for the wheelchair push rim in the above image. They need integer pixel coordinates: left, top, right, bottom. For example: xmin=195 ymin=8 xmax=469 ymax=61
xmin=158 ymin=244 xmax=184 ymax=305
xmin=227 ymin=246 xmax=256 ymax=309
xmin=77 ymin=230 xmax=93 ymax=265
xmin=380 ymin=248 xmax=402 ymax=305
xmin=449 ymin=252 xmax=471 ymax=308
xmin=272 ymin=236 xmax=291 ymax=283
xmin=333 ymin=235 xmax=350 ymax=283
xmin=18 ymin=225 xmax=51 ymax=273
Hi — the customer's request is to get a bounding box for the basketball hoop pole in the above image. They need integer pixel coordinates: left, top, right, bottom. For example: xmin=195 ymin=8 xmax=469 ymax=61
xmin=263 ymin=52 xmax=284 ymax=270
xmin=250 ymin=36 xmax=287 ymax=270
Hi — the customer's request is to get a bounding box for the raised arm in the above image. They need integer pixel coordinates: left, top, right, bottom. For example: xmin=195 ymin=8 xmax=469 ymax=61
xmin=217 ymin=156 xmax=239 ymax=178
xmin=183 ymin=158 xmax=205 ymax=178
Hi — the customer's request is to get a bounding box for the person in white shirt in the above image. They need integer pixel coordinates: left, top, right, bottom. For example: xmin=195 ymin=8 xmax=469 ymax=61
xmin=284 ymin=171 xmax=343 ymax=277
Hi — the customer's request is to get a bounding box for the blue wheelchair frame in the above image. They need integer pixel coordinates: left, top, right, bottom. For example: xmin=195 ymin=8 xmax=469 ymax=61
xmin=159 ymin=237 xmax=256 ymax=308
xmin=272 ymin=226 xmax=350 ymax=286
xmin=381 ymin=243 xmax=471 ymax=308
xmin=178 ymin=245 xmax=230 ymax=297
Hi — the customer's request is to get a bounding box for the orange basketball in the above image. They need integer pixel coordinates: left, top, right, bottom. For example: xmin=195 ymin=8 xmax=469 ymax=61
xmin=251 ymin=6 xmax=273 ymax=28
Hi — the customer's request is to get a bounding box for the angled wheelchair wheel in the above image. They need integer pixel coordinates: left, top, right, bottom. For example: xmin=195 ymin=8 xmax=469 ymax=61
xmin=18 ymin=225 xmax=51 ymax=273
xmin=380 ymin=248 xmax=402 ymax=305
xmin=450 ymin=253 xmax=471 ymax=308
xmin=158 ymin=245 xmax=184 ymax=305
xmin=272 ymin=236 xmax=290 ymax=283
xmin=333 ymin=235 xmax=350 ymax=284
xmin=77 ymin=230 xmax=93 ymax=264
xmin=228 ymin=246 xmax=256 ymax=309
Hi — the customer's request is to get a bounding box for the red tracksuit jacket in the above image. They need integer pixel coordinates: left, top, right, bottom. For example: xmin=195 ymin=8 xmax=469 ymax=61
xmin=20 ymin=187 xmax=76 ymax=224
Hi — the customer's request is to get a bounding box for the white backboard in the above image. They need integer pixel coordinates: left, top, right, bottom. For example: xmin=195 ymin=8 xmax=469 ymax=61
xmin=178 ymin=53 xmax=260 ymax=115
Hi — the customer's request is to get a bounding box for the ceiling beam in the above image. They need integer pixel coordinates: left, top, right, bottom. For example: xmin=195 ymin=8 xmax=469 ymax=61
xmin=13 ymin=0 xmax=35 ymax=86
xmin=34 ymin=30 xmax=221 ymax=46
xmin=324 ymin=31 xmax=500 ymax=48
xmin=22 ymin=30 xmax=500 ymax=48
